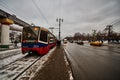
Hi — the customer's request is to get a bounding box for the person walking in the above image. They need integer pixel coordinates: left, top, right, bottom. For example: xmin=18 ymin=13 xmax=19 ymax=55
xmin=14 ymin=38 xmax=18 ymax=48
xmin=57 ymin=40 xmax=61 ymax=47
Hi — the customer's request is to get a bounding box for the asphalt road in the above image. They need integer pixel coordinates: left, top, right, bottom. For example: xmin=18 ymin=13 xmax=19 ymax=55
xmin=64 ymin=43 xmax=120 ymax=80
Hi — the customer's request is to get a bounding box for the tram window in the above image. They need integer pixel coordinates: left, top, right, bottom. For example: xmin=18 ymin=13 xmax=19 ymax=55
xmin=48 ymin=33 xmax=55 ymax=43
xmin=22 ymin=27 xmax=39 ymax=40
xmin=39 ymin=30 xmax=47 ymax=42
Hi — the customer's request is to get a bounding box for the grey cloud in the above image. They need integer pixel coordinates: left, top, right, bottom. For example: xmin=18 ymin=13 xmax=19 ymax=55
xmin=0 ymin=0 xmax=120 ymax=37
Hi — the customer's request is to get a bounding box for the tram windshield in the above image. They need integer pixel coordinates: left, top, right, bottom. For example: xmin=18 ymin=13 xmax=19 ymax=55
xmin=22 ymin=27 xmax=39 ymax=40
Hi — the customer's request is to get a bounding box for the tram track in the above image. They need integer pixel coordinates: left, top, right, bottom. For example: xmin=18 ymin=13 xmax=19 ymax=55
xmin=0 ymin=53 xmax=27 ymax=69
xmin=13 ymin=56 xmax=41 ymax=80
xmin=0 ymin=47 xmax=56 ymax=80
xmin=0 ymin=49 xmax=21 ymax=59
xmin=0 ymin=54 xmax=41 ymax=80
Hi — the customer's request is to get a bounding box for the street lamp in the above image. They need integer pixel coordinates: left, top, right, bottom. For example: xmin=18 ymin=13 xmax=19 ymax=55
xmin=56 ymin=18 xmax=63 ymax=40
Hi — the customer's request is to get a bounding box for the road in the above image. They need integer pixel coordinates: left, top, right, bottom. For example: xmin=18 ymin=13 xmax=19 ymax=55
xmin=64 ymin=43 xmax=120 ymax=80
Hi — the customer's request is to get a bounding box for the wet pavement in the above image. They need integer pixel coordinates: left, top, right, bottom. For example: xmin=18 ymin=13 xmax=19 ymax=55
xmin=64 ymin=43 xmax=120 ymax=80
xmin=1 ymin=42 xmax=119 ymax=80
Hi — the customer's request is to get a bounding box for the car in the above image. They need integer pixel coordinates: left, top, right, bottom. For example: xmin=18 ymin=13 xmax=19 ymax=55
xmin=90 ymin=41 xmax=102 ymax=46
xmin=77 ymin=41 xmax=84 ymax=45
xmin=63 ymin=39 xmax=67 ymax=44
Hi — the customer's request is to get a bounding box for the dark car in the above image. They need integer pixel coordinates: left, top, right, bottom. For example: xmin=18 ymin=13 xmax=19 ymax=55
xmin=77 ymin=41 xmax=84 ymax=45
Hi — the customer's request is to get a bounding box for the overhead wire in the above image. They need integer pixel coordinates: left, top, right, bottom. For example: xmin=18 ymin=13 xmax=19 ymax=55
xmin=110 ymin=18 xmax=120 ymax=26
xmin=32 ymin=0 xmax=50 ymax=26
xmin=0 ymin=0 xmax=45 ymax=25
xmin=0 ymin=0 xmax=30 ymax=22
xmin=0 ymin=1 xmax=17 ymax=15
xmin=111 ymin=18 xmax=120 ymax=32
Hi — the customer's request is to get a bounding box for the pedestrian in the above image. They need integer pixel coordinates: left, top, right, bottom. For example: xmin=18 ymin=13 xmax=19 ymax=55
xmin=101 ymin=40 xmax=103 ymax=43
xmin=14 ymin=39 xmax=18 ymax=48
xmin=57 ymin=40 xmax=61 ymax=47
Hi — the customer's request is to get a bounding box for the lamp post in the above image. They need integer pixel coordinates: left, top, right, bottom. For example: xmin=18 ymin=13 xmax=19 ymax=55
xmin=56 ymin=18 xmax=63 ymax=40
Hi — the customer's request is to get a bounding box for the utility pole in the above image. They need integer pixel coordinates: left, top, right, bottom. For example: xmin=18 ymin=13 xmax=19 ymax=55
xmin=92 ymin=29 xmax=97 ymax=41
xmin=106 ymin=25 xmax=113 ymax=43
xmin=56 ymin=18 xmax=63 ymax=40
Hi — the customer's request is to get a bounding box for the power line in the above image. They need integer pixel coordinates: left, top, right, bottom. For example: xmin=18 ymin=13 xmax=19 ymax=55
xmin=32 ymin=0 xmax=50 ymax=26
xmin=110 ymin=18 xmax=120 ymax=26
xmin=0 ymin=1 xmax=17 ymax=15
xmin=0 ymin=0 xmax=44 ymax=25
xmin=0 ymin=1 xmax=30 ymax=22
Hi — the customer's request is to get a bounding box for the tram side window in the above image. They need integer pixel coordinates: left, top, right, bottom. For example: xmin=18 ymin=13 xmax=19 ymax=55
xmin=48 ymin=33 xmax=55 ymax=44
xmin=39 ymin=30 xmax=47 ymax=42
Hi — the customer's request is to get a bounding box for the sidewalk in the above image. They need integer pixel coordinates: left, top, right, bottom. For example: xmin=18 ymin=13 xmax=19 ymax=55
xmin=0 ymin=43 xmax=21 ymax=51
xmin=31 ymin=46 xmax=73 ymax=80
xmin=0 ymin=43 xmax=21 ymax=59
xmin=102 ymin=41 xmax=120 ymax=48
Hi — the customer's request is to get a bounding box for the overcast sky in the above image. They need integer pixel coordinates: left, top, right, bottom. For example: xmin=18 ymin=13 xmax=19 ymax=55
xmin=0 ymin=0 xmax=120 ymax=38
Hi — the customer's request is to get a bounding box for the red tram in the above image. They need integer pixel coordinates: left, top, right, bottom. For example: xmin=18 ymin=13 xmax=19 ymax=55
xmin=21 ymin=26 xmax=57 ymax=55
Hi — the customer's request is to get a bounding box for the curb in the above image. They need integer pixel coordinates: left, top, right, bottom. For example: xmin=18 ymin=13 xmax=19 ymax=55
xmin=63 ymin=47 xmax=74 ymax=80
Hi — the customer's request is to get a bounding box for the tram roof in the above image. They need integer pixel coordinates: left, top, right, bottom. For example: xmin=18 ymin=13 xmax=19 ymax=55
xmin=40 ymin=27 xmax=49 ymax=32
xmin=23 ymin=26 xmax=49 ymax=32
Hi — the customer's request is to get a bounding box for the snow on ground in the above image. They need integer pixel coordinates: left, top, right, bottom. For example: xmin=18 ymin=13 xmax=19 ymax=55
xmin=17 ymin=47 xmax=56 ymax=80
